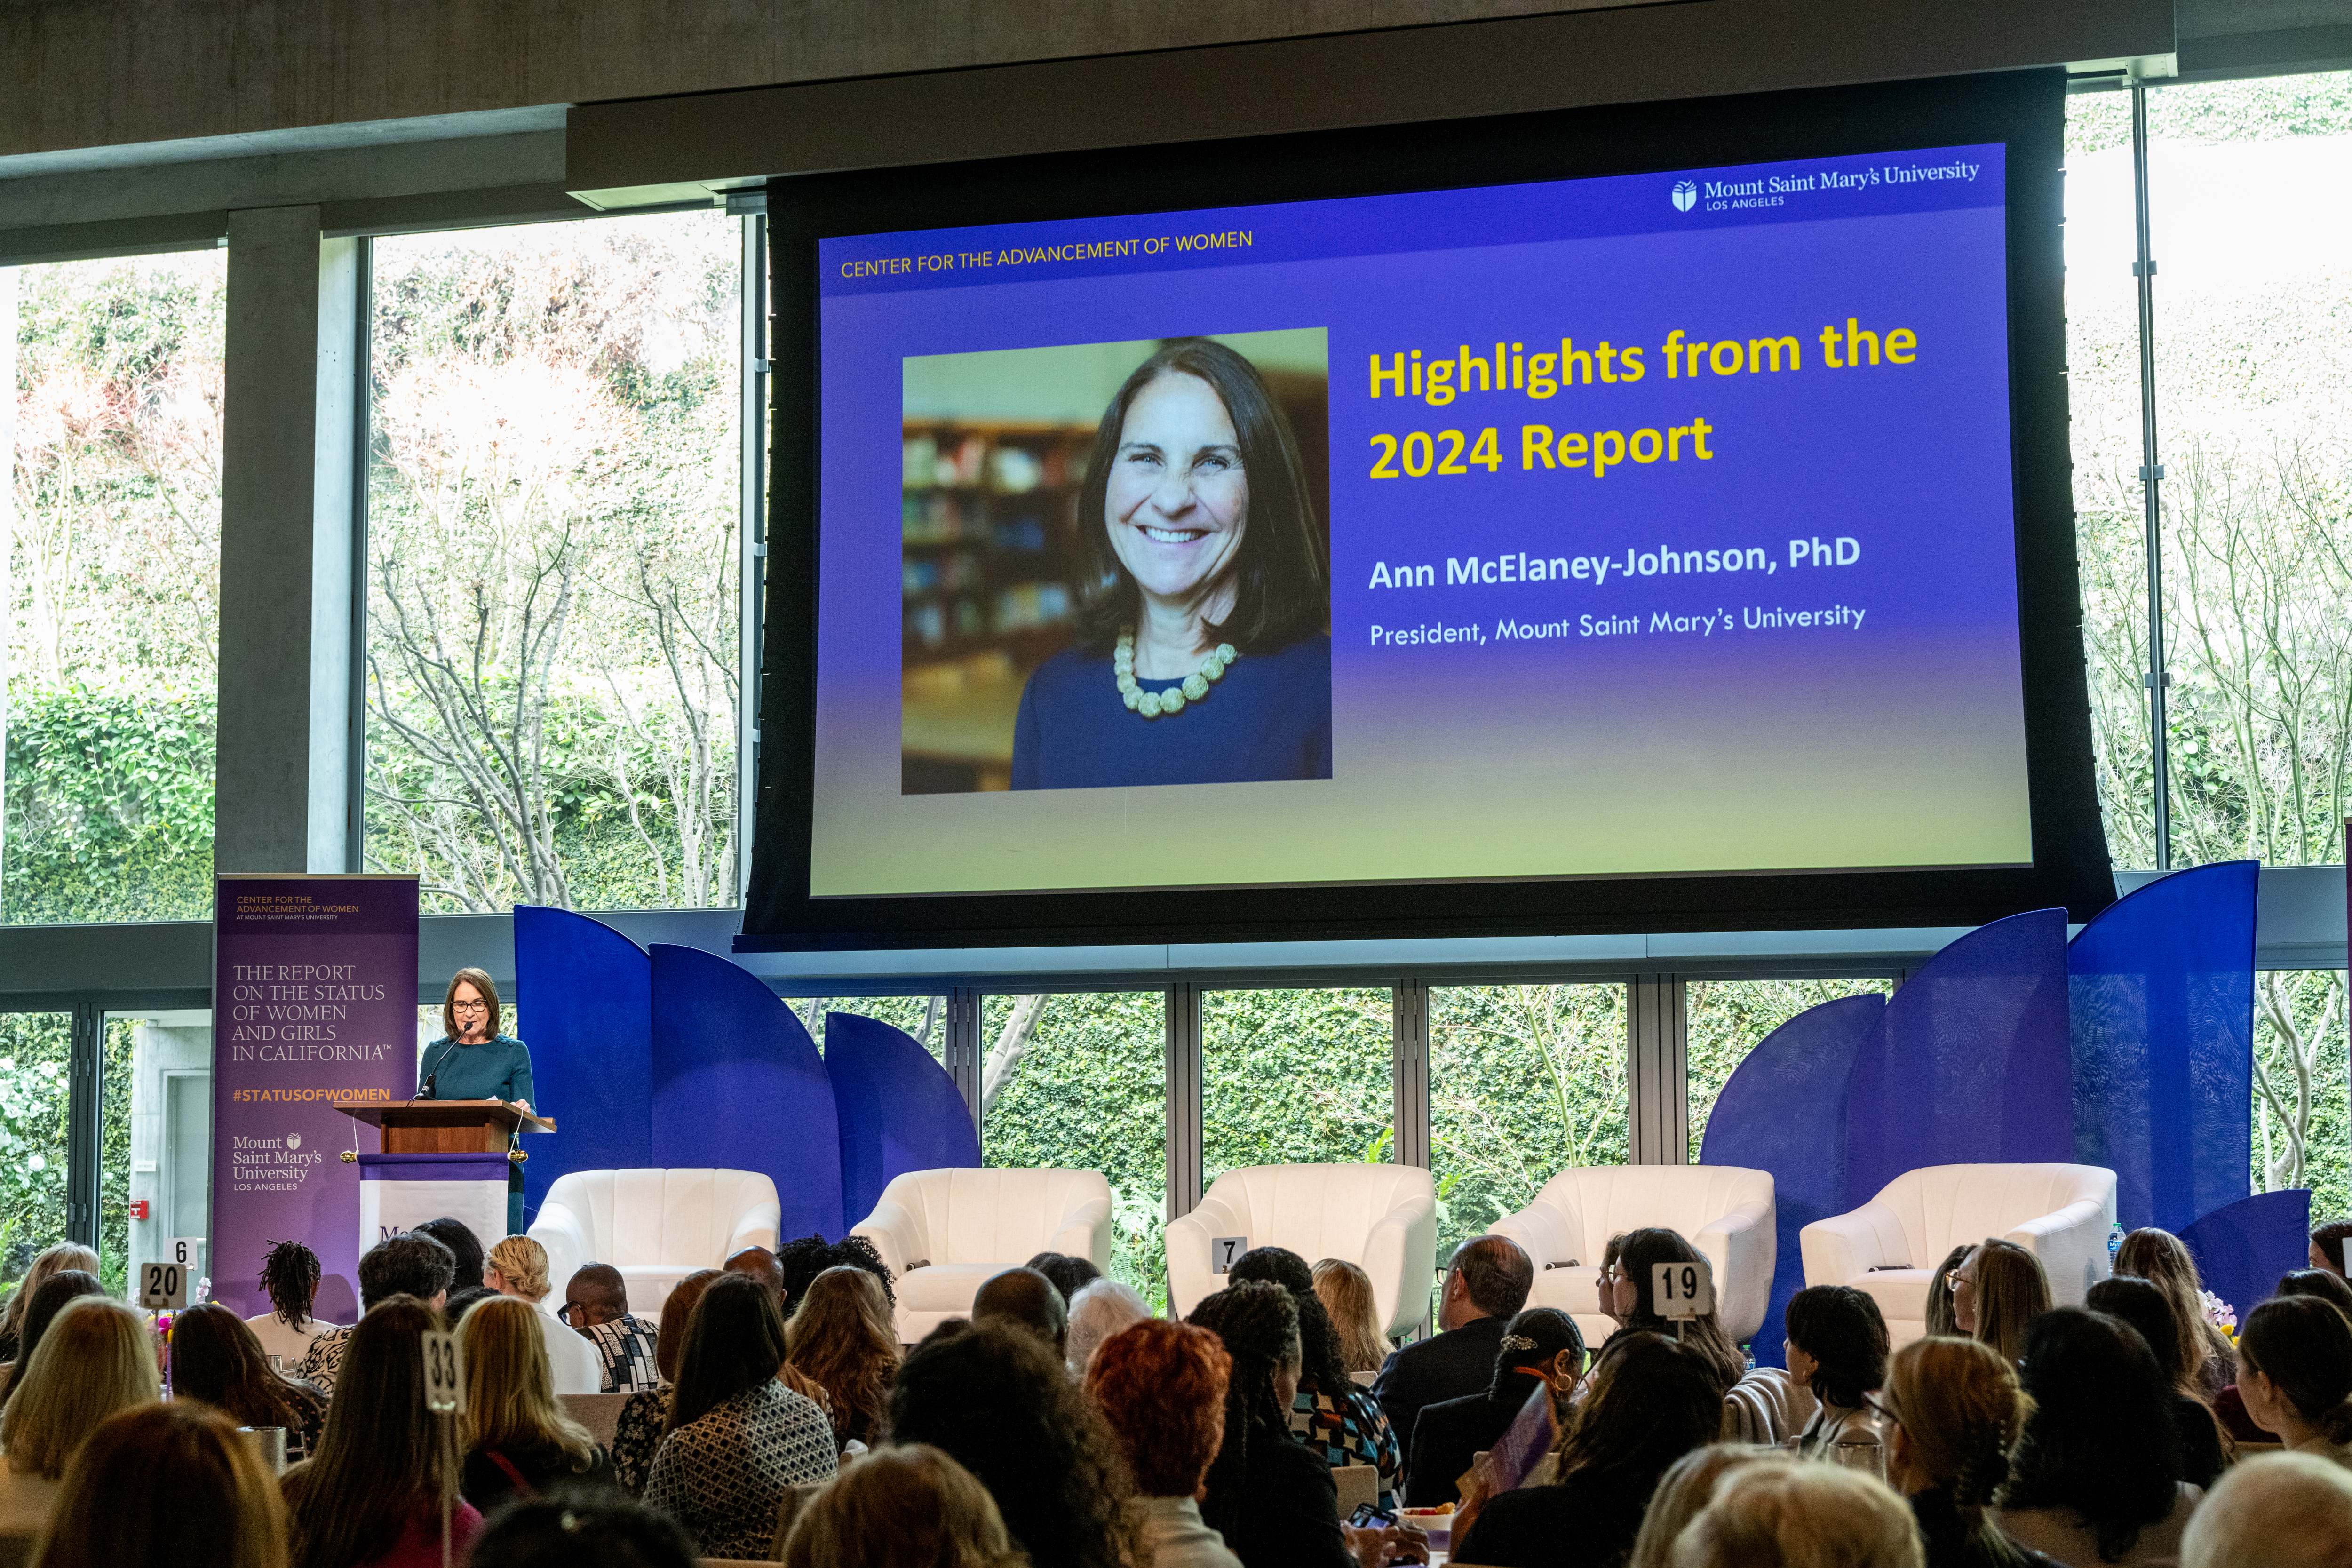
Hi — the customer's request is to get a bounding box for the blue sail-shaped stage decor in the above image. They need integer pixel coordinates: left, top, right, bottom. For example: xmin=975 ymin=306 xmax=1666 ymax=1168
xmin=824 ymin=1011 xmax=983 ymax=1228
xmin=650 ymin=944 xmax=845 ymax=1238
xmin=1843 ymin=908 xmax=2074 ymax=1210
xmin=2181 ymin=1188 xmax=2312 ymax=1331
xmin=2069 ymin=861 xmax=2258 ymax=1234
xmin=514 ymin=905 xmax=654 ymax=1217
xmin=1700 ymin=994 xmax=1884 ymax=1368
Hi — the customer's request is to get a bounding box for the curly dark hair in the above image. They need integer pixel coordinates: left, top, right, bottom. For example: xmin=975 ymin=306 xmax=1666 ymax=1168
xmin=1186 ymin=1281 xmax=1302 ymax=1544
xmin=1783 ymin=1285 xmax=1891 ymax=1409
xmin=1228 ymin=1246 xmax=1350 ymax=1401
xmin=888 ymin=1320 xmax=1136 ymax=1568
xmin=2004 ymin=1307 xmax=2182 ymax=1563
xmin=779 ymin=1233 xmax=897 ymax=1313
xmin=258 ymin=1240 xmax=322 ymax=1330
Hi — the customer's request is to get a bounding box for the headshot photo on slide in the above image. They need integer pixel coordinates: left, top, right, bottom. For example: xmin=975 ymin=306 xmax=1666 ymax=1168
xmin=898 ymin=330 xmax=1332 ymax=794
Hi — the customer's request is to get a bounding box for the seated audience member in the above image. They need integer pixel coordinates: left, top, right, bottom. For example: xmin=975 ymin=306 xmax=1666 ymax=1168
xmin=1372 ymin=1234 xmax=1534 ymax=1462
xmin=1404 ymin=1307 xmax=1582 ymax=1507
xmin=168 ymin=1302 xmax=330 ymax=1464
xmin=454 ymin=1295 xmax=614 ymax=1510
xmin=1451 ymin=1332 xmax=1722 ymax=1568
xmin=1670 ymin=1462 xmax=1926 ymax=1568
xmin=1603 ymin=1229 xmax=1748 ymax=1397
xmin=642 ymin=1273 xmax=836 ymax=1557
xmin=2215 ymin=1269 xmax=2352 ymax=1442
xmin=609 ymin=1268 xmax=717 ymax=1496
xmin=780 ymin=1443 xmax=1028 ymax=1568
xmin=246 ymin=1240 xmax=338 ymax=1366
xmin=1065 ymin=1278 xmax=1150 ymax=1375
xmin=282 ymin=1295 xmax=477 ymax=1568
xmin=2311 ymin=1219 xmax=2352 ymax=1280
xmin=1230 ymin=1246 xmax=1403 ymax=1511
xmin=1627 ymin=1446 xmax=1788 ymax=1568
xmin=1086 ymin=1319 xmax=1244 ymax=1568
xmin=558 ymin=1264 xmax=660 ymax=1394
xmin=0 ymin=1297 xmax=161 ymax=1542
xmin=1314 ymin=1258 xmax=1391 ymax=1376
xmin=1877 ymin=1334 xmax=2049 ymax=1568
xmin=1025 ymin=1250 xmax=1104 ymax=1305
xmin=1923 ymin=1243 xmax=1973 ymax=1339
xmin=0 ymin=1245 xmax=96 ymax=1367
xmin=1997 ymin=1307 xmax=2198 ymax=1566
xmin=296 ymin=1232 xmax=454 ymax=1394
xmin=775 ymin=1233 xmax=898 ymax=1319
xmin=2180 ymin=1452 xmax=2352 ymax=1568
xmin=465 ymin=1496 xmax=697 ymax=1568
xmin=2234 ymin=1293 xmax=2352 ymax=1468
xmin=1595 ymin=1233 xmax=1629 ymax=1329
xmin=728 ymin=1243 xmax=788 ymax=1309
xmin=1952 ymin=1239 xmax=2050 ymax=1368
xmin=1187 ymin=1282 xmax=1425 ymax=1568
xmin=29 ymin=1401 xmax=287 ymax=1568
xmin=410 ymin=1218 xmax=486 ymax=1304
xmin=889 ymin=1319 xmax=1144 ymax=1568
xmin=2117 ymin=1227 xmax=2239 ymax=1395
xmin=1782 ymin=1285 xmax=1890 ymax=1461
xmin=0 ymin=1272 xmax=102 ymax=1406
xmin=484 ymin=1235 xmax=601 ymax=1395
xmin=784 ymin=1265 xmax=901 ymax=1448
xmin=2087 ymin=1275 xmax=2227 ymax=1487
xmin=970 ymin=1266 xmax=1071 ymax=1359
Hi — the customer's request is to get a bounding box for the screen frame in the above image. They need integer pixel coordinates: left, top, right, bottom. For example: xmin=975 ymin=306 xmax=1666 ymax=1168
xmin=746 ymin=66 xmax=2112 ymax=951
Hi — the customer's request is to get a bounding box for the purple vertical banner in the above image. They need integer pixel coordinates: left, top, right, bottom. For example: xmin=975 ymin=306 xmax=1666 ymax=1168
xmin=212 ymin=876 xmax=419 ymax=1318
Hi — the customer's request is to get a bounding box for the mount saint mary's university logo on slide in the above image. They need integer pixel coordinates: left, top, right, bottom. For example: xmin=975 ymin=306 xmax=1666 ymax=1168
xmin=1670 ymin=179 xmax=1698 ymax=212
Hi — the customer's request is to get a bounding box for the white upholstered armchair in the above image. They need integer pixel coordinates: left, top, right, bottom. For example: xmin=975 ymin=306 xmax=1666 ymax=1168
xmin=851 ymin=1167 xmax=1113 ymax=1342
xmin=1166 ymin=1163 xmax=1437 ymax=1337
xmin=1800 ymin=1162 xmax=2117 ymax=1346
xmin=529 ymin=1167 xmax=780 ymax=1321
xmin=1490 ymin=1165 xmax=1777 ymax=1345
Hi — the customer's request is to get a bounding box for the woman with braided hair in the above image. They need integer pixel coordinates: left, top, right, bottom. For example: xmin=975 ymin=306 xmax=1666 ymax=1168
xmin=245 ymin=1240 xmax=338 ymax=1365
xmin=1227 ymin=1246 xmax=1403 ymax=1510
xmin=1877 ymin=1335 xmax=2058 ymax=1568
xmin=1187 ymin=1281 xmax=1425 ymax=1568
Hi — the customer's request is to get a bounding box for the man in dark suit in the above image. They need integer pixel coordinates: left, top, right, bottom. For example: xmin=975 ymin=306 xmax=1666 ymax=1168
xmin=1372 ymin=1233 xmax=1534 ymax=1468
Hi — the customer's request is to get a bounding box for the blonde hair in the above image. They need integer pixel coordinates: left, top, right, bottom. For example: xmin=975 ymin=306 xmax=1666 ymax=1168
xmin=779 ymin=1443 xmax=1025 ymax=1568
xmin=2116 ymin=1227 xmax=2234 ymax=1391
xmin=1628 ymin=1444 xmax=1787 ymax=1568
xmin=456 ymin=1296 xmax=595 ymax=1467
xmin=1312 ymin=1258 xmax=1388 ymax=1374
xmin=31 ymin=1400 xmax=288 ymax=1568
xmin=2181 ymin=1451 xmax=2352 ymax=1568
xmin=485 ymin=1235 xmax=552 ymax=1303
xmin=1967 ymin=1240 xmax=2050 ymax=1367
xmin=1883 ymin=1337 xmax=2033 ymax=1526
xmin=0 ymin=1245 xmax=101 ymax=1352
xmin=1670 ymin=1462 xmax=1924 ymax=1568
xmin=441 ymin=966 xmax=501 ymax=1041
xmin=0 ymin=1297 xmax=160 ymax=1480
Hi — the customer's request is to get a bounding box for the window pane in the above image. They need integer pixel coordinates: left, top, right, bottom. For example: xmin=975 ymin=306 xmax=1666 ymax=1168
xmin=5 ymin=253 xmax=225 ymax=923
xmin=981 ymin=992 xmax=1166 ymax=1308
xmin=366 ymin=212 xmax=743 ymax=911
xmin=1686 ymin=978 xmax=1896 ymax=1157
xmin=2063 ymin=89 xmax=2161 ymax=868
xmin=1429 ymin=984 xmax=1625 ymax=1264
xmin=112 ymin=1011 xmax=210 ymax=1300
xmin=2145 ymin=74 xmax=2352 ymax=866
xmin=2253 ymin=969 xmax=2348 ymax=1221
xmin=1202 ymin=987 xmax=1392 ymax=1185
xmin=0 ymin=1014 xmax=72 ymax=1274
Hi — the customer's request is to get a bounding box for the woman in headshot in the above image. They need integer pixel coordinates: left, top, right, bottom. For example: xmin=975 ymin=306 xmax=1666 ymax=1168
xmin=1011 ymin=338 xmax=1331 ymax=790
xmin=416 ymin=966 xmax=534 ymax=1234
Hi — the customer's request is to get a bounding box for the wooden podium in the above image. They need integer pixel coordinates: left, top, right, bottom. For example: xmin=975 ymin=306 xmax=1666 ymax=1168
xmin=334 ymin=1098 xmax=556 ymax=1154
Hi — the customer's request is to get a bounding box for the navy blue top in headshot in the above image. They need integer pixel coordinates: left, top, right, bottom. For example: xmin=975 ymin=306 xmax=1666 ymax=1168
xmin=1010 ymin=633 xmax=1333 ymax=790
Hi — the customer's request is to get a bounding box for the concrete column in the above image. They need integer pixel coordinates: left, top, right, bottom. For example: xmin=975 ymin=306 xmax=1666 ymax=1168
xmin=215 ymin=209 xmax=358 ymax=873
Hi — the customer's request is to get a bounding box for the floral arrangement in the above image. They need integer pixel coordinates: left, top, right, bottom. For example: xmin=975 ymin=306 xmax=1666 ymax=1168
xmin=2201 ymin=1289 xmax=2238 ymax=1336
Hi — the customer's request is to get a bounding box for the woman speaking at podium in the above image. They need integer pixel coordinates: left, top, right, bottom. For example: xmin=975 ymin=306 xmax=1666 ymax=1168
xmin=418 ymin=967 xmax=535 ymax=1234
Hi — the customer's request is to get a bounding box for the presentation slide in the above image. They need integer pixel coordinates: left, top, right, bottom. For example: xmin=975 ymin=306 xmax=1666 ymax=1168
xmin=810 ymin=143 xmax=2031 ymax=898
